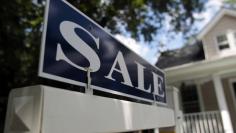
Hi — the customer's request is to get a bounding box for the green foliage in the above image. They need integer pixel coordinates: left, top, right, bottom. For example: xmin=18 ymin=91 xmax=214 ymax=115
xmin=68 ymin=0 xmax=205 ymax=42
xmin=224 ymin=0 xmax=236 ymax=8
xmin=0 ymin=0 xmax=43 ymax=90
xmin=225 ymin=0 xmax=236 ymax=4
xmin=0 ymin=1 xmax=43 ymax=131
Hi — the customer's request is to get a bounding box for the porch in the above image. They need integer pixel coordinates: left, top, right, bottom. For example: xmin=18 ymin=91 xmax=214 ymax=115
xmin=173 ymin=75 xmax=236 ymax=133
xmin=164 ymin=56 xmax=236 ymax=133
xmin=170 ymin=75 xmax=236 ymax=133
xmin=166 ymin=85 xmax=233 ymax=133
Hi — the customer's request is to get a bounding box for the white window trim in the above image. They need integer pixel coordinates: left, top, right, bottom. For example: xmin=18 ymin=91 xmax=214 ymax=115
xmin=228 ymin=78 xmax=236 ymax=113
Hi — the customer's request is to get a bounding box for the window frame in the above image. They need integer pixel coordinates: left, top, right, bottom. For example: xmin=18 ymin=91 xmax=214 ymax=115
xmin=180 ymin=84 xmax=201 ymax=113
xmin=215 ymin=34 xmax=230 ymax=51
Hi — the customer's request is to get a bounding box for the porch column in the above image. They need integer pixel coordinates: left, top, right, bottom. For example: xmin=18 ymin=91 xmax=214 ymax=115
xmin=154 ymin=128 xmax=159 ymax=133
xmin=166 ymin=86 xmax=182 ymax=133
xmin=212 ymin=74 xmax=233 ymax=133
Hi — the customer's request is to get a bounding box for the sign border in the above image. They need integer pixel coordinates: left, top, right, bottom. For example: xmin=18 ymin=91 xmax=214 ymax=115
xmin=38 ymin=0 xmax=166 ymax=105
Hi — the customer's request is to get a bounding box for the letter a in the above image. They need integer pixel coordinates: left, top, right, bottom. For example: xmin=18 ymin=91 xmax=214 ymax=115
xmin=105 ymin=51 xmax=133 ymax=87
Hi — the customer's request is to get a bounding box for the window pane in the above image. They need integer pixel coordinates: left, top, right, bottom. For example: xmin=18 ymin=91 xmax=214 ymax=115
xmin=219 ymin=44 xmax=230 ymax=50
xmin=180 ymin=84 xmax=200 ymax=113
xmin=217 ymin=35 xmax=227 ymax=43
xmin=216 ymin=34 xmax=229 ymax=50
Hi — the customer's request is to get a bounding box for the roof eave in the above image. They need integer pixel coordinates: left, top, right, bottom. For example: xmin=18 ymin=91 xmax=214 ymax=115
xmin=164 ymin=55 xmax=236 ymax=84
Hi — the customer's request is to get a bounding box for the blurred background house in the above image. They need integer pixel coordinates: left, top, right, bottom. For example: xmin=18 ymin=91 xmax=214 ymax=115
xmin=156 ymin=8 xmax=236 ymax=133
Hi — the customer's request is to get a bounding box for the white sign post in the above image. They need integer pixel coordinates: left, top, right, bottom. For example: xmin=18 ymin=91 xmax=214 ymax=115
xmin=4 ymin=85 xmax=175 ymax=133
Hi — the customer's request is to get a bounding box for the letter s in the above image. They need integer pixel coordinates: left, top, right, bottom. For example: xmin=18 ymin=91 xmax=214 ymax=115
xmin=56 ymin=21 xmax=100 ymax=72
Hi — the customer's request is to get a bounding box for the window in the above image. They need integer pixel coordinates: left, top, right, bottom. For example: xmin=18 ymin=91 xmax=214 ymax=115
xmin=216 ymin=34 xmax=230 ymax=50
xmin=180 ymin=84 xmax=200 ymax=113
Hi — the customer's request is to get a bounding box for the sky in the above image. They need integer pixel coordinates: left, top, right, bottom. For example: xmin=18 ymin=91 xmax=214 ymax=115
xmin=114 ymin=0 xmax=224 ymax=65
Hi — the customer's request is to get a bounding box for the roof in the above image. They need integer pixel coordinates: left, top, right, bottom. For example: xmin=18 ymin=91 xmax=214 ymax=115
xmin=197 ymin=8 xmax=236 ymax=40
xmin=156 ymin=41 xmax=205 ymax=69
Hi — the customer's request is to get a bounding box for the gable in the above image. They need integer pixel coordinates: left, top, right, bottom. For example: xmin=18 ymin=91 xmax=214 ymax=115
xmin=203 ymin=14 xmax=236 ymax=59
xmin=207 ymin=15 xmax=236 ymax=36
xmin=197 ymin=9 xmax=236 ymax=40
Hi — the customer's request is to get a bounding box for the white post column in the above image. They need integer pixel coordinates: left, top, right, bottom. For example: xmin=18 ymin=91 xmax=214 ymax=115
xmin=166 ymin=86 xmax=182 ymax=133
xmin=154 ymin=128 xmax=159 ymax=133
xmin=212 ymin=74 xmax=233 ymax=133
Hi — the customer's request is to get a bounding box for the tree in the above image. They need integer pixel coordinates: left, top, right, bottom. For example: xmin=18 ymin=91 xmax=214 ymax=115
xmin=68 ymin=0 xmax=205 ymax=42
xmin=0 ymin=0 xmax=43 ymax=131
xmin=0 ymin=0 xmax=205 ymax=132
xmin=225 ymin=0 xmax=236 ymax=4
xmin=224 ymin=0 xmax=236 ymax=8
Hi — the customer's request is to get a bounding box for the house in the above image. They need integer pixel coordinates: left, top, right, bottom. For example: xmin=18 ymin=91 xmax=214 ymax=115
xmin=156 ymin=8 xmax=236 ymax=133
